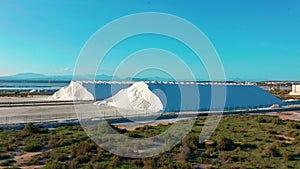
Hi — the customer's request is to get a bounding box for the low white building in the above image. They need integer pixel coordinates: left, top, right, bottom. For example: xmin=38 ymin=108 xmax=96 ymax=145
xmin=289 ymin=85 xmax=300 ymax=95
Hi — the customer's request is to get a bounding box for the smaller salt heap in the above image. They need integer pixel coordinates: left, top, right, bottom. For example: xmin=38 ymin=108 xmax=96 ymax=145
xmin=95 ymin=82 xmax=163 ymax=113
xmin=50 ymin=81 xmax=94 ymax=101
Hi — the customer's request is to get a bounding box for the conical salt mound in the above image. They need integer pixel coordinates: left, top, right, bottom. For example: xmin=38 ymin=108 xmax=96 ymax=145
xmin=50 ymin=81 xmax=94 ymax=101
xmin=95 ymin=82 xmax=163 ymax=112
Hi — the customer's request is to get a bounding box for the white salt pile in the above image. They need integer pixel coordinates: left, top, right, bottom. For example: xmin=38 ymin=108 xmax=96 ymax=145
xmin=50 ymin=81 xmax=94 ymax=101
xmin=95 ymin=82 xmax=163 ymax=113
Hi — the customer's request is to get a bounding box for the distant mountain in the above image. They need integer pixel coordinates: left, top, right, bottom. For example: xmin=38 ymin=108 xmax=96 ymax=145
xmin=0 ymin=73 xmax=188 ymax=82
xmin=0 ymin=73 xmax=119 ymax=81
xmin=73 ymin=74 xmax=119 ymax=81
xmin=16 ymin=73 xmax=47 ymax=79
xmin=0 ymin=72 xmax=275 ymax=82
xmin=0 ymin=73 xmax=46 ymax=80
xmin=0 ymin=73 xmax=69 ymax=81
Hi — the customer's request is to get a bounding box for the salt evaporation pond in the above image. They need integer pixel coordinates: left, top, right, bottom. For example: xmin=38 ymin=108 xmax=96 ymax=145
xmin=82 ymin=82 xmax=283 ymax=112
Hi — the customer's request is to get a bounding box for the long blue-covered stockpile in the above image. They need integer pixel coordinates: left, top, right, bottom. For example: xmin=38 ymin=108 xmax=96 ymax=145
xmin=82 ymin=82 xmax=283 ymax=112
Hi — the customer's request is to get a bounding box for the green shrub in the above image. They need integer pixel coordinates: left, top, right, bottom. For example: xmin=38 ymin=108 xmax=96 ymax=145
xmin=197 ymin=157 xmax=215 ymax=164
xmin=218 ymin=151 xmax=234 ymax=163
xmin=0 ymin=160 xmax=9 ymax=166
xmin=287 ymin=122 xmax=300 ymax=129
xmin=217 ymin=137 xmax=235 ymax=151
xmin=201 ymin=148 xmax=219 ymax=158
xmin=287 ymin=129 xmax=299 ymax=137
xmin=182 ymin=135 xmax=199 ymax=150
xmin=21 ymin=123 xmax=48 ymax=136
xmin=0 ymin=159 xmax=15 ymax=166
xmin=43 ymin=161 xmax=67 ymax=169
xmin=23 ymin=123 xmax=39 ymax=133
xmin=74 ymin=155 xmax=90 ymax=164
xmin=0 ymin=154 xmax=10 ymax=160
xmin=126 ymin=132 xmax=141 ymax=138
xmin=272 ymin=118 xmax=283 ymax=125
xmin=283 ymin=152 xmax=291 ymax=161
xmin=25 ymin=156 xmax=40 ymax=166
xmin=24 ymin=142 xmax=42 ymax=152
xmin=262 ymin=145 xmax=281 ymax=157
xmin=48 ymin=135 xmax=73 ymax=148
xmin=74 ymin=141 xmax=98 ymax=155
xmin=267 ymin=130 xmax=277 ymax=135
xmin=55 ymin=153 xmax=68 ymax=162
xmin=256 ymin=116 xmax=268 ymax=123
xmin=111 ymin=155 xmax=120 ymax=168
xmin=48 ymin=136 xmax=60 ymax=148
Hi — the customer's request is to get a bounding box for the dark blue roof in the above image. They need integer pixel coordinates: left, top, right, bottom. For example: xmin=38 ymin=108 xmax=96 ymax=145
xmin=83 ymin=83 xmax=283 ymax=112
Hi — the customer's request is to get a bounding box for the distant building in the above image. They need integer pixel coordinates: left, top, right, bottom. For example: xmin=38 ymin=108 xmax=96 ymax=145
xmin=289 ymin=85 xmax=300 ymax=95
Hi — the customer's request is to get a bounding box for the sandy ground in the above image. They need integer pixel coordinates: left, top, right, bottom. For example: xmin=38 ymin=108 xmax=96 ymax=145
xmin=271 ymin=111 xmax=300 ymax=121
xmin=0 ymin=96 xmax=50 ymax=102
xmin=14 ymin=152 xmax=42 ymax=165
xmin=0 ymin=104 xmax=105 ymax=125
xmin=275 ymin=135 xmax=295 ymax=144
xmin=113 ymin=118 xmax=189 ymax=131
xmin=0 ymin=104 xmax=77 ymax=124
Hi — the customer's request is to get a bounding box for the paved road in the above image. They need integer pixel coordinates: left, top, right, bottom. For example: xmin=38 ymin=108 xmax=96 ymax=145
xmin=1 ymin=96 xmax=300 ymax=126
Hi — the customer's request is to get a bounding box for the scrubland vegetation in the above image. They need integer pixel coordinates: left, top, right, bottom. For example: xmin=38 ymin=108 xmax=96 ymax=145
xmin=269 ymin=89 xmax=300 ymax=100
xmin=0 ymin=114 xmax=300 ymax=168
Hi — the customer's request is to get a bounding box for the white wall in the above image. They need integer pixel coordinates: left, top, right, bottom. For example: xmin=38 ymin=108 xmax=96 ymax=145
xmin=289 ymin=85 xmax=300 ymax=95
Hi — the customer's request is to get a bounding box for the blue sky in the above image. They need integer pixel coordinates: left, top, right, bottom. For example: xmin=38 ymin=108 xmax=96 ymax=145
xmin=0 ymin=0 xmax=299 ymax=81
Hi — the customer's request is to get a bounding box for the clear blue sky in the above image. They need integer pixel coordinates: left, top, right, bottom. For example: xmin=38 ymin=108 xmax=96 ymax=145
xmin=0 ymin=0 xmax=299 ymax=81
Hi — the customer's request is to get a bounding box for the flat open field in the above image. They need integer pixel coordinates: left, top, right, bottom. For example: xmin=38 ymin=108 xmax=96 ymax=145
xmin=1 ymin=96 xmax=300 ymax=127
xmin=0 ymin=96 xmax=85 ymax=125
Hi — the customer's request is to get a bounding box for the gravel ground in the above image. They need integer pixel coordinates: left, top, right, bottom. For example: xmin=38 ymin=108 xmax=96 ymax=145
xmin=1 ymin=97 xmax=300 ymax=125
xmin=0 ymin=96 xmax=50 ymax=102
xmin=0 ymin=96 xmax=159 ymax=125
xmin=0 ymin=96 xmax=95 ymax=124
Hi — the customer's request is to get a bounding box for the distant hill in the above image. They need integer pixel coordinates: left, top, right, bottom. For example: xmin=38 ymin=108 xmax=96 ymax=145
xmin=0 ymin=72 xmax=269 ymax=82
xmin=0 ymin=73 xmax=71 ymax=81
xmin=0 ymin=73 xmax=178 ymax=82
xmin=0 ymin=73 xmax=46 ymax=80
xmin=0 ymin=73 xmax=120 ymax=81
